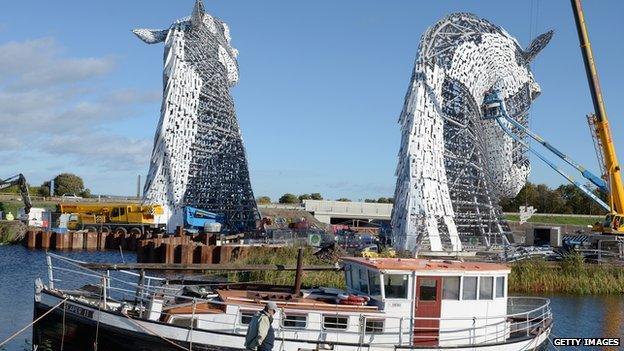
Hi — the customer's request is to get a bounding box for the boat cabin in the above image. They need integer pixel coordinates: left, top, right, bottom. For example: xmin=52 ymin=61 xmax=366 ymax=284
xmin=342 ymin=257 xmax=511 ymax=346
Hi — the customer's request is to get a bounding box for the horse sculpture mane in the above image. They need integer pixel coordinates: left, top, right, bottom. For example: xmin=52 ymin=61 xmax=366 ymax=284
xmin=391 ymin=13 xmax=553 ymax=253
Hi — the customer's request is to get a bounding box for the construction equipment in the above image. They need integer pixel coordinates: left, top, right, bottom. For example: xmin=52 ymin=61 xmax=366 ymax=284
xmin=483 ymin=90 xmax=609 ymax=211
xmin=184 ymin=206 xmax=224 ymax=233
xmin=484 ymin=0 xmax=624 ymax=235
xmin=57 ymin=203 xmax=166 ymax=235
xmin=571 ymin=0 xmax=624 ymax=233
xmin=0 ymin=174 xmax=32 ymax=216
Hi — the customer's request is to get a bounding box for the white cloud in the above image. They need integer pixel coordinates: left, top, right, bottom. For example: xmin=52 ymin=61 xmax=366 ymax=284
xmin=0 ymin=38 xmax=115 ymax=90
xmin=0 ymin=37 xmax=155 ymax=176
xmin=45 ymin=134 xmax=152 ymax=170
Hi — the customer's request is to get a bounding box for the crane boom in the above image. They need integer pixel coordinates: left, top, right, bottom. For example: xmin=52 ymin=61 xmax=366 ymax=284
xmin=571 ymin=0 xmax=624 ymax=214
xmin=0 ymin=174 xmax=32 ymax=215
xmin=482 ymin=91 xmax=610 ymax=211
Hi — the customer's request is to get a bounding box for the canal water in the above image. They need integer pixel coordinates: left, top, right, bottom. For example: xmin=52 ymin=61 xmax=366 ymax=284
xmin=0 ymin=245 xmax=622 ymax=350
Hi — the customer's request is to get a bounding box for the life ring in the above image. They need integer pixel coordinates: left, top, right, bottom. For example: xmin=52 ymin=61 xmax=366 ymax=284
xmin=337 ymin=294 xmax=368 ymax=305
xmin=339 ymin=299 xmax=366 ymax=305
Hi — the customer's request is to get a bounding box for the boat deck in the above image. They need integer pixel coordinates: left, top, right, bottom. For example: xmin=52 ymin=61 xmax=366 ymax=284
xmin=215 ymin=289 xmax=381 ymax=313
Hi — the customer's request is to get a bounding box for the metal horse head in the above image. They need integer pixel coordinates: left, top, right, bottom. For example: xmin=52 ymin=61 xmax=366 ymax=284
xmin=392 ymin=13 xmax=552 ymax=253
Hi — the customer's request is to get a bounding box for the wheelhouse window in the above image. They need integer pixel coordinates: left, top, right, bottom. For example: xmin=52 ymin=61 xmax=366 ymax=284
xmin=383 ymin=274 xmax=408 ymax=299
xmin=240 ymin=311 xmax=255 ymax=325
xmin=479 ymin=277 xmax=493 ymax=300
xmin=359 ymin=267 xmax=369 ymax=294
xmin=323 ymin=315 xmax=349 ymax=330
xmin=418 ymin=278 xmax=437 ymax=301
xmin=496 ymin=276 xmax=505 ymax=298
xmin=442 ymin=276 xmax=460 ymax=300
xmin=282 ymin=314 xmax=307 ymax=329
xmin=365 ymin=318 xmax=384 ymax=333
xmin=368 ymin=270 xmax=381 ymax=296
xmin=349 ymin=265 xmax=360 ymax=291
xmin=462 ymin=276 xmax=477 ymax=300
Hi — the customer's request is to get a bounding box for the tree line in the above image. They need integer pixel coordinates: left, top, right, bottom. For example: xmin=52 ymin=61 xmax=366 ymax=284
xmin=500 ymin=182 xmax=607 ymax=215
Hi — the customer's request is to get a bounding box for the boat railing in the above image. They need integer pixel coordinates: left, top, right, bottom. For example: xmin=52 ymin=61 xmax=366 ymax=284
xmin=43 ymin=253 xmax=551 ymax=347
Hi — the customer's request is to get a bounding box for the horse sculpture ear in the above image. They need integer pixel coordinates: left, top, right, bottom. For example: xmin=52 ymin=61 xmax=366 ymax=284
xmin=191 ymin=0 xmax=205 ymax=27
xmin=133 ymin=28 xmax=168 ymax=44
xmin=523 ymin=30 xmax=554 ymax=63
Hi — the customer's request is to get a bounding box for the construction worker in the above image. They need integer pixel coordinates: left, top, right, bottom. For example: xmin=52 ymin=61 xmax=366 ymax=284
xmin=244 ymin=301 xmax=277 ymax=351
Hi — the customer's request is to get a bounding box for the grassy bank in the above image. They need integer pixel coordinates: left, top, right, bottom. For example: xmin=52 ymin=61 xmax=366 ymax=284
xmin=0 ymin=220 xmax=27 ymax=244
xmin=504 ymin=214 xmax=601 ymax=226
xmin=508 ymin=254 xmax=624 ymax=294
xmin=226 ymin=248 xmax=624 ymax=295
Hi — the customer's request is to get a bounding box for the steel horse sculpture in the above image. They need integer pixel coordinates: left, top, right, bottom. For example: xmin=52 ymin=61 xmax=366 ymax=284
xmin=135 ymin=0 xmax=259 ymax=232
xmin=392 ymin=13 xmax=553 ymax=253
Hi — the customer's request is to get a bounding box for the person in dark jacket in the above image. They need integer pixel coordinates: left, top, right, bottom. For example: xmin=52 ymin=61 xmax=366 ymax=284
xmin=244 ymin=301 xmax=277 ymax=351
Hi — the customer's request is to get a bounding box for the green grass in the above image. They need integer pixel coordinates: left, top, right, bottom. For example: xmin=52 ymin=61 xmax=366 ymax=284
xmin=0 ymin=221 xmax=27 ymax=244
xmin=504 ymin=214 xmax=601 ymax=226
xmin=509 ymin=253 xmax=624 ymax=294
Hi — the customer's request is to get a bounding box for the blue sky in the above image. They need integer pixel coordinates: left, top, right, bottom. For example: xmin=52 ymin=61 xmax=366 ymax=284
xmin=1 ymin=1 xmax=623 ymax=201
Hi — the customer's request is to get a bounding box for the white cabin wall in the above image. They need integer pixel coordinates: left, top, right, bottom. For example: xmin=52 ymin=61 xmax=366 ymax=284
xmin=439 ymin=298 xmax=507 ymax=346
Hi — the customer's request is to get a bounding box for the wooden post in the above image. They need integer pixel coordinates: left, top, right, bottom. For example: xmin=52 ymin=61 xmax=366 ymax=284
xmin=26 ymin=231 xmax=36 ymax=249
xmin=41 ymin=232 xmax=52 ymax=250
xmin=293 ymin=247 xmax=304 ymax=295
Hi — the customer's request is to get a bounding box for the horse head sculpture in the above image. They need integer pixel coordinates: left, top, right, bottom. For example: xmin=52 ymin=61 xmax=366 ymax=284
xmin=392 ymin=13 xmax=553 ymax=253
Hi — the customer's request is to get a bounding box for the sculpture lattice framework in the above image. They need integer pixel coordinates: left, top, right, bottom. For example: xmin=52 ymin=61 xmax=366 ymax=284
xmin=134 ymin=0 xmax=259 ymax=232
xmin=391 ymin=13 xmax=553 ymax=253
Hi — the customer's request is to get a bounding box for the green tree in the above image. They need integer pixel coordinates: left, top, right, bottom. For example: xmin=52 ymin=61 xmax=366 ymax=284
xmin=364 ymin=199 xmax=377 ymax=203
xmin=52 ymin=173 xmax=85 ymax=196
xmin=298 ymin=194 xmax=312 ymax=202
xmin=256 ymin=196 xmax=271 ymax=205
xmin=79 ymin=188 xmax=92 ymax=198
xmin=310 ymin=193 xmax=323 ymax=200
xmin=336 ymin=198 xmax=351 ymax=202
xmin=279 ymin=193 xmax=299 ymax=204
xmin=39 ymin=181 xmax=51 ymax=197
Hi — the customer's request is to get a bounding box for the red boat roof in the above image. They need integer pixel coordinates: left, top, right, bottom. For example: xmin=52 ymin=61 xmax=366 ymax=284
xmin=342 ymin=257 xmax=510 ymax=273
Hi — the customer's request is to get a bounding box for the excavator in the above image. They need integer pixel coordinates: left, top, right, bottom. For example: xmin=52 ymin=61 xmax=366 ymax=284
xmin=0 ymin=174 xmax=32 ymax=216
xmin=483 ymin=0 xmax=624 ymax=236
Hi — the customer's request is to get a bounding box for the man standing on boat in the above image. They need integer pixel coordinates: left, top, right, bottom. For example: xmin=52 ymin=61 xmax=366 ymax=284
xmin=244 ymin=302 xmax=277 ymax=351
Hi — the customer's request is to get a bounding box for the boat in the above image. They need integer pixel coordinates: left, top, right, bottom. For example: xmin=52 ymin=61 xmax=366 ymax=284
xmin=32 ymin=253 xmax=552 ymax=350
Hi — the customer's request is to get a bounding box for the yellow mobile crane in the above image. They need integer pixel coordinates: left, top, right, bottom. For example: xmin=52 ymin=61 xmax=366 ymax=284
xmin=571 ymin=0 xmax=624 ymax=234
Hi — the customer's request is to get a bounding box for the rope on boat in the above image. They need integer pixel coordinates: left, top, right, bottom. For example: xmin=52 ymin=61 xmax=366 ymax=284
xmin=61 ymin=299 xmax=67 ymax=351
xmin=0 ymin=297 xmax=68 ymax=349
xmin=94 ymin=277 xmax=105 ymax=351
xmin=121 ymin=311 xmax=190 ymax=351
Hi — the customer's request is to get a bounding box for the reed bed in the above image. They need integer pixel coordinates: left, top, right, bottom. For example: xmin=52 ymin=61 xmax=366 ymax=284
xmin=228 ymin=246 xmax=345 ymax=289
xmin=508 ymin=253 xmax=624 ymax=294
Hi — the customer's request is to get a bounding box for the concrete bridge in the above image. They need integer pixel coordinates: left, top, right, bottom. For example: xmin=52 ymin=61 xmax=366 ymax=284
xmin=302 ymin=200 xmax=392 ymax=224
